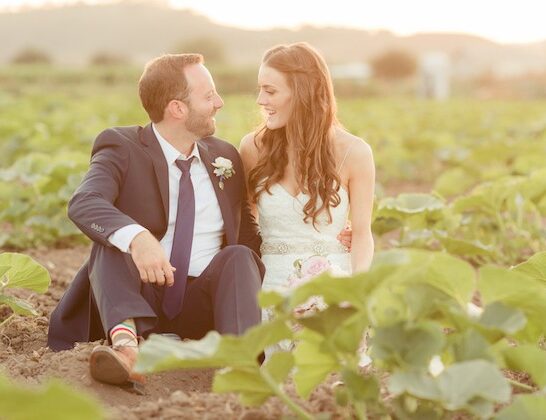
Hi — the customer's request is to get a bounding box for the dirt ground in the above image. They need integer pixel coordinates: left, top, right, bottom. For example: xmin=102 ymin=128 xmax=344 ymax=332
xmin=0 ymin=245 xmax=355 ymax=419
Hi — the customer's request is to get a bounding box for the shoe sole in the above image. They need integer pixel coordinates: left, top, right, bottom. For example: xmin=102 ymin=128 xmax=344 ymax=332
xmin=89 ymin=347 xmax=131 ymax=385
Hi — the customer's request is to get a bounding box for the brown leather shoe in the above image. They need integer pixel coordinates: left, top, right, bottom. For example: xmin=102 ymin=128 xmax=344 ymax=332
xmin=89 ymin=345 xmax=145 ymax=385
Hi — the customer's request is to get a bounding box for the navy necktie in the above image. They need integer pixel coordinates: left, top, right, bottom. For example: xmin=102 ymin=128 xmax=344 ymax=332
xmin=162 ymin=156 xmax=195 ymax=320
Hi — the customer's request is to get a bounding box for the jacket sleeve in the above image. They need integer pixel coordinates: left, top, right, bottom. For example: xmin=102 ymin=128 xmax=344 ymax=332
xmin=67 ymin=128 xmax=138 ymax=247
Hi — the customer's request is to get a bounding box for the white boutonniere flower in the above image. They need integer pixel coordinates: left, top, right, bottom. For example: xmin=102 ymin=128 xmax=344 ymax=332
xmin=212 ymin=157 xmax=235 ymax=190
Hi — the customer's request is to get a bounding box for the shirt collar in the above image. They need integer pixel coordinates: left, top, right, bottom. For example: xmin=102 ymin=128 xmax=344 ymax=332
xmin=152 ymin=123 xmax=201 ymax=166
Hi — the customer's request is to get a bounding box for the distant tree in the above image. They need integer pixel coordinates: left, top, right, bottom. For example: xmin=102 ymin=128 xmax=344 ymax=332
xmin=11 ymin=47 xmax=52 ymax=65
xmin=371 ymin=49 xmax=417 ymax=79
xmin=173 ymin=37 xmax=226 ymax=65
xmin=89 ymin=52 xmax=131 ymax=66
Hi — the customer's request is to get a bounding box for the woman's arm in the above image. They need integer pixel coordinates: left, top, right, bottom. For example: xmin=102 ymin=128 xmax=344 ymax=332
xmin=346 ymin=139 xmax=375 ymax=273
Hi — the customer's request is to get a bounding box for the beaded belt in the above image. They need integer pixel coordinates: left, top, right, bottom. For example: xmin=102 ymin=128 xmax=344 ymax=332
xmin=260 ymin=241 xmax=349 ymax=256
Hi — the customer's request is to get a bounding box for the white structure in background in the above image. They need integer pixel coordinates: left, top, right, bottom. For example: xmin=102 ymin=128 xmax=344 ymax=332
xmin=419 ymin=52 xmax=451 ymax=100
xmin=330 ymin=62 xmax=372 ymax=82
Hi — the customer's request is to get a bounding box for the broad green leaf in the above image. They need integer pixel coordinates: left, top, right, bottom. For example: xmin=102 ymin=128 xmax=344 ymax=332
xmin=263 ymin=351 xmax=294 ymax=383
xmin=0 ymin=376 xmax=103 ymax=420
xmin=136 ymin=331 xmax=224 ymax=372
xmin=293 ymin=328 xmax=339 ymax=398
xmin=367 ymin=250 xmax=475 ymax=327
xmin=452 ymin=329 xmax=494 ymax=362
xmin=0 ymin=253 xmax=50 ymax=292
xmin=213 ymin=367 xmax=271 ymax=406
xmin=371 ymin=322 xmax=445 ymax=368
xmin=258 ymin=289 xmax=286 ymax=308
xmin=0 ymin=266 xmax=9 ymax=277
xmin=437 ymin=360 xmax=510 ymax=410
xmin=388 ymin=371 xmax=442 ymax=400
xmin=478 ymin=301 xmax=527 ymax=335
xmin=513 ymin=251 xmax=546 ymax=283
xmin=137 ymin=318 xmax=292 ymax=373
xmin=502 ymin=345 xmax=546 ymax=387
xmin=495 ymin=395 xmax=546 ymax=420
xmin=434 ymin=167 xmax=476 ymax=197
xmin=0 ymin=295 xmax=38 ymax=315
xmin=478 ymin=265 xmax=546 ymax=339
xmin=377 ymin=193 xmax=445 ymax=218
xmin=297 ymin=305 xmax=358 ymax=338
xmin=437 ymin=236 xmax=494 ymax=257
xmin=341 ymin=369 xmax=379 ymax=402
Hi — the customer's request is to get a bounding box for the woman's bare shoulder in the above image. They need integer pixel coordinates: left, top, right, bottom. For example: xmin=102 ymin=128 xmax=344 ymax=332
xmin=239 ymin=131 xmax=263 ymax=168
xmin=334 ymin=127 xmax=372 ymax=160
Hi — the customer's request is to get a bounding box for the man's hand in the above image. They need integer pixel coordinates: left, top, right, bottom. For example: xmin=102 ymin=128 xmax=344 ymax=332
xmin=129 ymin=231 xmax=175 ymax=287
xmin=337 ymin=222 xmax=352 ymax=251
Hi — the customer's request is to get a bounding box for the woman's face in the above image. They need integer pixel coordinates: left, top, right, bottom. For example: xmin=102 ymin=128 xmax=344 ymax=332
xmin=256 ymin=64 xmax=293 ymax=130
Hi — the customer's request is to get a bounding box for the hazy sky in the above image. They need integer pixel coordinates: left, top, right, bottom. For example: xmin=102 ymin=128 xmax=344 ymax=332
xmin=1 ymin=0 xmax=545 ymax=44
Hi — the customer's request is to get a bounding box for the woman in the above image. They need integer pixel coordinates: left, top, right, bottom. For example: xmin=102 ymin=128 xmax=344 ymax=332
xmin=240 ymin=42 xmax=375 ymax=301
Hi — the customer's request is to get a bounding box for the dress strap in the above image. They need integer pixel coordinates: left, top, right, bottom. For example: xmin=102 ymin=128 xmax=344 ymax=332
xmin=338 ymin=142 xmax=355 ymax=173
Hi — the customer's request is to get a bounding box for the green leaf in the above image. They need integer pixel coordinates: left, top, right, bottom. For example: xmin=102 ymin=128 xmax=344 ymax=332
xmin=452 ymin=329 xmax=494 ymax=362
xmin=513 ymin=251 xmax=546 ymax=283
xmin=377 ymin=193 xmax=445 ymax=219
xmin=437 ymin=236 xmax=494 ymax=257
xmin=478 ymin=265 xmax=546 ymax=340
xmin=341 ymin=369 xmax=379 ymax=402
xmin=263 ymin=351 xmax=294 ymax=383
xmin=366 ymin=250 xmax=475 ymax=330
xmin=0 ymin=295 xmax=38 ymax=315
xmin=213 ymin=366 xmax=272 ymax=406
xmin=213 ymin=353 xmax=294 ymax=407
xmin=0 ymin=266 xmax=10 ymax=277
xmin=371 ymin=322 xmax=445 ymax=368
xmin=136 ymin=318 xmax=292 ymax=373
xmin=0 ymin=253 xmax=50 ymax=292
xmin=495 ymin=395 xmax=546 ymax=420
xmin=502 ymin=345 xmax=546 ymax=387
xmin=0 ymin=377 xmax=103 ymax=420
xmin=437 ymin=360 xmax=511 ymax=410
xmin=388 ymin=371 xmax=442 ymax=400
xmin=293 ymin=328 xmax=339 ymax=398
xmin=258 ymin=289 xmax=286 ymax=308
xmin=478 ymin=301 xmax=527 ymax=335
xmin=297 ymin=305 xmax=358 ymax=338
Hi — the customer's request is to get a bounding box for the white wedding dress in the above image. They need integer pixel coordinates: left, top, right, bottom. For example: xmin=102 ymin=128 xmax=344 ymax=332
xmin=257 ymin=183 xmax=352 ymax=301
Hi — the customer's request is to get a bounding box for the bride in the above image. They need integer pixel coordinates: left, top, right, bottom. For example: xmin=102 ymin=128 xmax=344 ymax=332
xmin=240 ymin=42 xmax=375 ymax=306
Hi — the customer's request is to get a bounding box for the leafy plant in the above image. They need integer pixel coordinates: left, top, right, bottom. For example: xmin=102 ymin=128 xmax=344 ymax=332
xmin=0 ymin=375 xmax=103 ymax=420
xmin=136 ymin=250 xmax=546 ymax=419
xmin=0 ymin=253 xmax=51 ymax=328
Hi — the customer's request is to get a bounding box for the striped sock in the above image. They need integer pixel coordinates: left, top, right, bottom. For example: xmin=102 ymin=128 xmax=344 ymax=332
xmin=110 ymin=319 xmax=138 ymax=349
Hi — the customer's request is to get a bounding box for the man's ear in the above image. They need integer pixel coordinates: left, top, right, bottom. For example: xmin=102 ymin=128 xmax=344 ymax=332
xmin=165 ymin=100 xmax=188 ymax=121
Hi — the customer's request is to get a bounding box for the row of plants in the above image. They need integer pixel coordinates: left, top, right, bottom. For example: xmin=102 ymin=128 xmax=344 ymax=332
xmin=373 ymin=168 xmax=546 ymax=266
xmin=2 ymin=87 xmax=545 ymax=250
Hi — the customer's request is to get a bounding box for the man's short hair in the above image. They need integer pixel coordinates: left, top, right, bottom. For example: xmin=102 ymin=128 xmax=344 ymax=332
xmin=138 ymin=53 xmax=204 ymax=123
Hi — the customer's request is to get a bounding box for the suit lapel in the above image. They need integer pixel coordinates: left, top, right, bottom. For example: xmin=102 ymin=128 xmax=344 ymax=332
xmin=198 ymin=141 xmax=237 ymax=245
xmin=139 ymin=124 xmax=169 ymax=223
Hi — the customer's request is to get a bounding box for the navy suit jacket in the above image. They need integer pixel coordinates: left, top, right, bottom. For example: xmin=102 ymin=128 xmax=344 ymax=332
xmin=47 ymin=124 xmax=261 ymax=351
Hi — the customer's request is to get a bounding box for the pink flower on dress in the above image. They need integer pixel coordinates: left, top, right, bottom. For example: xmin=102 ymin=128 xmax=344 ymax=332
xmin=301 ymin=255 xmax=331 ymax=278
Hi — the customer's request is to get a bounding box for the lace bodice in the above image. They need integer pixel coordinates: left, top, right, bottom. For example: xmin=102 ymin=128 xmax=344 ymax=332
xmin=257 ymin=183 xmax=351 ymax=291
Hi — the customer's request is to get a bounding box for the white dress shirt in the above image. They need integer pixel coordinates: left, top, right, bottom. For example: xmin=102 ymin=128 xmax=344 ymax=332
xmin=108 ymin=124 xmax=225 ymax=276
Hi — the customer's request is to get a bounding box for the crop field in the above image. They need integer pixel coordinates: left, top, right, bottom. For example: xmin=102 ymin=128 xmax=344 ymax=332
xmin=0 ymin=72 xmax=545 ymax=419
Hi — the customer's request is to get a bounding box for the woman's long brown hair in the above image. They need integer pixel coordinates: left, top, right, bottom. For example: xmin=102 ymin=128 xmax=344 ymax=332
xmin=248 ymin=42 xmax=341 ymax=228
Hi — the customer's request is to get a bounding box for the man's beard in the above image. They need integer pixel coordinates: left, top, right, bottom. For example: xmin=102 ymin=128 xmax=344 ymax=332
xmin=186 ymin=106 xmax=215 ymax=138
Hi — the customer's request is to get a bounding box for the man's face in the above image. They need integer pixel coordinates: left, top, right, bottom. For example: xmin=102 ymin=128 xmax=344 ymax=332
xmin=183 ymin=64 xmax=224 ymax=138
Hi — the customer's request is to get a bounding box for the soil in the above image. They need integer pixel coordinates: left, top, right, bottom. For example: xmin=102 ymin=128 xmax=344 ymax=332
xmin=0 ymin=246 xmax=352 ymax=419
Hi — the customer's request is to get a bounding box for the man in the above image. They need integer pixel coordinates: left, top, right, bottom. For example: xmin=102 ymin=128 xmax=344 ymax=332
xmin=47 ymin=54 xmax=264 ymax=386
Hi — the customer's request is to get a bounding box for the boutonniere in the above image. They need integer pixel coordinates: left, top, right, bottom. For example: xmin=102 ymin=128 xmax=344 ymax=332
xmin=212 ymin=157 xmax=235 ymax=190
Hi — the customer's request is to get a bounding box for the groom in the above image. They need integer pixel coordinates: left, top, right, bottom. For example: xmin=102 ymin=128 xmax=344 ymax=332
xmin=47 ymin=54 xmax=265 ymax=385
